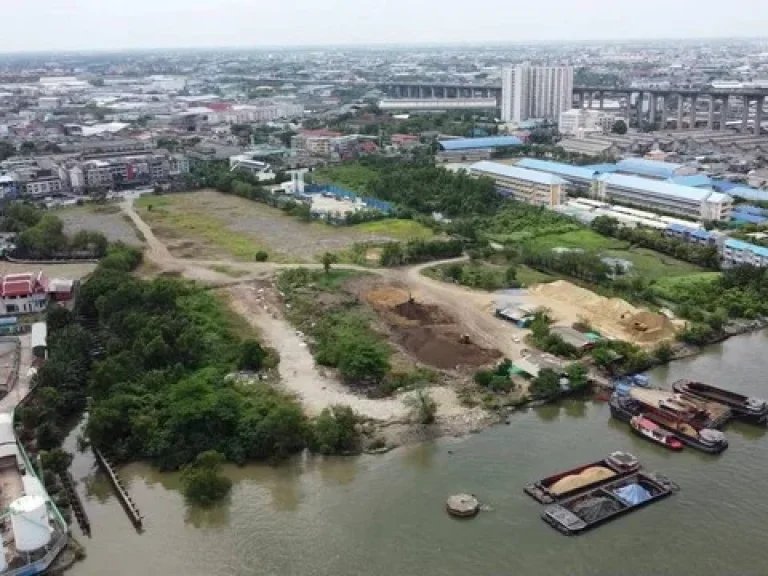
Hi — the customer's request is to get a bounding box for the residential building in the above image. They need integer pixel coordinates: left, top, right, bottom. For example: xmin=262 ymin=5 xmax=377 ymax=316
xmin=0 ymin=273 xmax=48 ymax=315
xmin=722 ymin=239 xmax=768 ymax=268
xmin=558 ymin=108 xmax=616 ymax=137
xmin=291 ymin=130 xmax=358 ymax=158
xmin=594 ymin=173 xmax=732 ymax=221
xmin=228 ymin=154 xmax=276 ymax=181
xmin=501 ymin=64 xmax=574 ymax=124
xmin=470 ymin=160 xmax=566 ymax=208
xmin=0 ymin=174 xmax=19 ymax=200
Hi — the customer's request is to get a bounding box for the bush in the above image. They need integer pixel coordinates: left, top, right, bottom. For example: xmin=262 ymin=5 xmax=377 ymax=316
xmin=238 ymin=339 xmax=267 ymax=371
xmin=529 ymin=368 xmax=561 ymax=400
xmin=254 ymin=251 xmax=269 ymax=262
xmin=310 ymin=405 xmax=360 ymax=455
xmin=181 ymin=451 xmax=232 ymax=507
xmin=405 ymin=387 xmax=437 ymax=424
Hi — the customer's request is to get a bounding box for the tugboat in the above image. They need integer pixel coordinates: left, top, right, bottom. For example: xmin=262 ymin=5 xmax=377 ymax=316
xmin=610 ymin=388 xmax=728 ymax=454
xmin=630 ymin=415 xmax=683 ymax=451
xmin=673 ymin=379 xmax=768 ymax=425
xmin=524 ymin=452 xmax=640 ymax=504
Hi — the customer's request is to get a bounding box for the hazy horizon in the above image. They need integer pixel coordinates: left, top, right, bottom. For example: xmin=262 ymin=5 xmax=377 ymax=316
xmin=4 ymin=0 xmax=768 ymax=53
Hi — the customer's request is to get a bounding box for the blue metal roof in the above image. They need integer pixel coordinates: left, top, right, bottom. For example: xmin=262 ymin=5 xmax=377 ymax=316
xmin=581 ymin=163 xmax=619 ymax=173
xmin=470 ymin=161 xmax=568 ymax=186
xmin=439 ymin=136 xmax=523 ymax=151
xmin=515 ymin=158 xmax=597 ymax=181
xmin=724 ymin=238 xmax=768 ymax=257
xmin=616 ymin=158 xmax=684 ymax=179
xmin=732 ymin=204 xmax=768 ymax=216
xmin=730 ymin=212 xmax=768 ymax=224
xmin=667 ymin=223 xmax=691 ymax=233
xmin=691 ymin=229 xmax=713 ymax=240
xmin=598 ymin=173 xmax=731 ymax=203
xmin=711 ymin=179 xmax=738 ymax=192
xmin=670 ymin=174 xmax=713 ymax=188
xmin=725 ymin=186 xmax=768 ymax=202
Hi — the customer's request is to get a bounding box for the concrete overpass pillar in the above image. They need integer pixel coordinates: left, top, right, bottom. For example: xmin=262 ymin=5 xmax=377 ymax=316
xmin=708 ymin=97 xmax=715 ymax=129
xmin=599 ymin=92 xmax=605 ymax=110
xmin=587 ymin=92 xmax=593 ymax=109
xmin=636 ymin=92 xmax=644 ymax=127
xmin=676 ymin=94 xmax=684 ymax=129
xmin=689 ymin=96 xmax=697 ymax=129
xmin=743 ymin=96 xmax=750 ymax=132
xmin=720 ymin=96 xmax=729 ymax=130
xmin=625 ymin=93 xmax=632 ymax=124
xmin=755 ymin=96 xmax=764 ymax=135
xmin=649 ymin=95 xmax=656 ymax=126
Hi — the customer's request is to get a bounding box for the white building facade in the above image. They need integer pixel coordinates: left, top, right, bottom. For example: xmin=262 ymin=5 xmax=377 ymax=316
xmin=501 ymin=64 xmax=574 ymax=124
xmin=558 ymin=109 xmax=616 ymax=138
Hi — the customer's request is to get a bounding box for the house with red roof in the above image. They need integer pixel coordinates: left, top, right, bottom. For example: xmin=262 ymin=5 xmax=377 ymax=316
xmin=0 ymin=272 xmax=49 ymax=315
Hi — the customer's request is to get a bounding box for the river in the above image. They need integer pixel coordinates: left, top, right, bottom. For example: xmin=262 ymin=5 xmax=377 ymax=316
xmin=69 ymin=332 xmax=768 ymax=576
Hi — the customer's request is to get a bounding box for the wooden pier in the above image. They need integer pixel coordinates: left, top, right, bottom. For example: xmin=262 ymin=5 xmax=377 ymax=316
xmin=59 ymin=470 xmax=91 ymax=537
xmin=93 ymin=448 xmax=143 ymax=531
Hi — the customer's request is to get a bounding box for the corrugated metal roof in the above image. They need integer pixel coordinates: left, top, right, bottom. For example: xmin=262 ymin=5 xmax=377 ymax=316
xmin=616 ymin=158 xmax=684 ymax=179
xmin=439 ymin=136 xmax=523 ymax=151
xmin=598 ymin=173 xmax=731 ymax=204
xmin=31 ymin=322 xmax=47 ymax=349
xmin=725 ymin=186 xmax=768 ymax=202
xmin=470 ymin=161 xmax=568 ymax=186
xmin=515 ymin=158 xmax=597 ymax=181
xmin=581 ymin=163 xmax=619 ymax=173
xmin=670 ymin=174 xmax=713 ymax=188
xmin=724 ymin=238 xmax=768 ymax=257
xmin=730 ymin=212 xmax=768 ymax=224
xmin=732 ymin=204 xmax=768 ymax=216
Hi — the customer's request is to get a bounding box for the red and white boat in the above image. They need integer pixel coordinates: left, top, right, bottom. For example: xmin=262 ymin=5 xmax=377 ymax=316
xmin=630 ymin=415 xmax=683 ymax=451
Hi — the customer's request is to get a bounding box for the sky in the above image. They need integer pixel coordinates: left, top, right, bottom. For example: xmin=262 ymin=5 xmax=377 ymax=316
xmin=2 ymin=0 xmax=766 ymax=52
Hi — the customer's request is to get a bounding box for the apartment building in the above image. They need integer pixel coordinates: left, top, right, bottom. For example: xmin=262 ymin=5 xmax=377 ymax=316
xmin=470 ymin=161 xmax=566 ymax=208
xmin=291 ymin=130 xmax=358 ymax=158
xmin=558 ymin=109 xmax=616 ymax=137
xmin=501 ymin=64 xmax=574 ymax=124
xmin=722 ymin=239 xmax=768 ymax=268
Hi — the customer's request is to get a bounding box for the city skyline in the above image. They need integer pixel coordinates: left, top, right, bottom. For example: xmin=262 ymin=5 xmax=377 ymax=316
xmin=4 ymin=0 xmax=768 ymax=52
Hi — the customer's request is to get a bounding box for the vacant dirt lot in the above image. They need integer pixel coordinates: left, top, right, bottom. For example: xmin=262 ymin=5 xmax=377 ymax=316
xmin=54 ymin=204 xmax=144 ymax=246
xmin=362 ymin=284 xmax=501 ymax=370
xmin=135 ymin=190 xmax=404 ymax=262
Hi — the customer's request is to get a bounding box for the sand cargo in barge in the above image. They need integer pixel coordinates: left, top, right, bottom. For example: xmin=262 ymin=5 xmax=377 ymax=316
xmin=524 ymin=452 xmax=640 ymax=504
xmin=542 ymin=471 xmax=678 ymax=535
xmin=610 ymin=387 xmax=729 ymax=454
xmin=672 ymin=379 xmax=768 ymax=425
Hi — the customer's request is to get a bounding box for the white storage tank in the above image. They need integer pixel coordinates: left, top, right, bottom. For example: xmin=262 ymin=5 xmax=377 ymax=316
xmin=10 ymin=495 xmax=51 ymax=552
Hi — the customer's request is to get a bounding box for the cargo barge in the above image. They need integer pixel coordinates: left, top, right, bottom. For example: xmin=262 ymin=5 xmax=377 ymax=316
xmin=524 ymin=452 xmax=640 ymax=504
xmin=541 ymin=471 xmax=677 ymax=535
xmin=672 ymin=379 xmax=768 ymax=425
xmin=630 ymin=415 xmax=683 ymax=451
xmin=610 ymin=388 xmax=728 ymax=454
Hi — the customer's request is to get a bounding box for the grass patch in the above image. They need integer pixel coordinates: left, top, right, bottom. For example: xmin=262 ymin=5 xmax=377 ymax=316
xmin=312 ymin=163 xmax=380 ymax=193
xmin=515 ymin=265 xmax=559 ymax=287
xmin=652 ymin=272 xmax=721 ymax=301
xmin=528 ymin=230 xmax=705 ymax=281
xmin=209 ymin=265 xmax=250 ymax=278
xmin=352 ymin=219 xmax=434 ymax=240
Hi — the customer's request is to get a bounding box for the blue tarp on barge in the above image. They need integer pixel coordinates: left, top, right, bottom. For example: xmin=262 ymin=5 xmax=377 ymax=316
xmin=613 ymin=483 xmax=652 ymax=506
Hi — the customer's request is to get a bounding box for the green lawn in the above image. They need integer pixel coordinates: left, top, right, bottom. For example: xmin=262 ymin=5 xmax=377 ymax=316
xmin=528 ymin=230 xmax=705 ymax=280
xmin=312 ymin=163 xmax=380 ymax=193
xmin=352 ymin=219 xmax=434 ymax=240
xmin=652 ymin=272 xmax=721 ymax=300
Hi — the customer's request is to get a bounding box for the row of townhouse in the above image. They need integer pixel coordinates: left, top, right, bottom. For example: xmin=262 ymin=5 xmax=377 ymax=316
xmin=665 ymin=223 xmax=768 ymax=268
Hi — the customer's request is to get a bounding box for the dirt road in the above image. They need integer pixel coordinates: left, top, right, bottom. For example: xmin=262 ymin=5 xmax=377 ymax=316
xmin=122 ymin=200 xmax=526 ymax=422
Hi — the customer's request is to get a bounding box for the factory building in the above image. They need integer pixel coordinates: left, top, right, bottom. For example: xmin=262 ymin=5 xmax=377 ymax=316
xmin=470 ymin=161 xmax=566 ymax=208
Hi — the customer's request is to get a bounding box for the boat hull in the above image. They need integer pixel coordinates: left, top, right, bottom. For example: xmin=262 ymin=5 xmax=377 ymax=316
xmin=630 ymin=422 xmax=683 ymax=451
xmin=672 ymin=381 xmax=768 ymax=425
xmin=524 ymin=456 xmax=639 ymax=504
xmin=542 ymin=471 xmax=675 ymax=535
xmin=610 ymin=397 xmax=727 ymax=454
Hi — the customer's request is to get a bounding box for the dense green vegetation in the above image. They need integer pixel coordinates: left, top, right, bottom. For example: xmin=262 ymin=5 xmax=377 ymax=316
xmin=591 ymin=216 xmax=720 ymax=269
xmin=181 ymin=450 xmax=233 ymax=506
xmin=310 ymin=405 xmax=361 ymax=454
xmin=1 ymin=203 xmax=108 ymax=258
xmin=379 ymin=239 xmax=464 ymax=267
xmin=425 ymin=261 xmax=520 ymax=291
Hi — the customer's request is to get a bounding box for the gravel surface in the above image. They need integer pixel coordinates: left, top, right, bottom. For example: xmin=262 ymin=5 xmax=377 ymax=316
xmin=55 ymin=205 xmax=144 ymax=246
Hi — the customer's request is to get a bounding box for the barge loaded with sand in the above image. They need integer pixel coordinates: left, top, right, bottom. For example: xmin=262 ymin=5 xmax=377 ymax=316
xmin=672 ymin=379 xmax=768 ymax=425
xmin=524 ymin=452 xmax=640 ymax=504
xmin=542 ymin=471 xmax=678 ymax=535
xmin=610 ymin=386 xmax=729 ymax=454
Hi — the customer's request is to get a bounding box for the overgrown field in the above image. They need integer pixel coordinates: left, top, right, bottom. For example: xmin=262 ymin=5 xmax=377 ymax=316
xmin=135 ymin=191 xmax=431 ymax=262
xmin=54 ymin=203 xmax=144 ymax=245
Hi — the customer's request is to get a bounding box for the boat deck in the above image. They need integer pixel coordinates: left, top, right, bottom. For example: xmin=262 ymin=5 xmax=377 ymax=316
xmin=630 ymin=388 xmax=731 ymax=427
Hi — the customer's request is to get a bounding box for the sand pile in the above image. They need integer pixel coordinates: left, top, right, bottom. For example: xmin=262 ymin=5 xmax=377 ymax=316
xmin=549 ymin=466 xmax=616 ymax=495
xmin=529 ymin=280 xmax=679 ymax=345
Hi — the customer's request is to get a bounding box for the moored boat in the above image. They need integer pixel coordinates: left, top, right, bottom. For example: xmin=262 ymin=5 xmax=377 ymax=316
xmin=673 ymin=379 xmax=768 ymax=425
xmin=630 ymin=415 xmax=683 ymax=451
xmin=610 ymin=391 xmax=728 ymax=454
xmin=541 ymin=471 xmax=678 ymax=535
xmin=524 ymin=452 xmax=640 ymax=504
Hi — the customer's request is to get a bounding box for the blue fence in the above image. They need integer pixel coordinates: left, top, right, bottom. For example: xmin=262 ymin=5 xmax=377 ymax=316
xmin=304 ymin=184 xmax=394 ymax=213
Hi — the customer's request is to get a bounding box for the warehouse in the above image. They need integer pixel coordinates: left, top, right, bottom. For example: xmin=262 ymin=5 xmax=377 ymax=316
xmin=470 ymin=161 xmax=566 ymax=208
xmin=593 ymin=173 xmax=732 ymax=221
xmin=615 ymin=158 xmax=696 ymax=180
xmin=515 ymin=158 xmax=599 ymax=195
xmin=437 ymin=136 xmax=523 ymax=161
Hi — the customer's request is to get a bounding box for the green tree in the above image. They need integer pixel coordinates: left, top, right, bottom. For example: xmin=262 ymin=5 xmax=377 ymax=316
xmin=529 ymin=368 xmax=561 ymax=400
xmin=504 ymin=265 xmax=519 ymax=287
xmin=564 ymin=363 xmax=589 ymax=392
xmin=653 ymin=341 xmax=674 ymax=363
xmin=338 ymin=339 xmax=390 ymax=385
xmin=181 ymin=450 xmax=232 ymax=507
xmin=612 ymin=120 xmax=628 ymax=135
xmin=238 ymin=339 xmax=266 ymax=372
xmin=254 ymin=251 xmax=269 ymax=262
xmin=321 ymin=252 xmax=338 ymax=274
xmin=310 ymin=405 xmax=360 ymax=454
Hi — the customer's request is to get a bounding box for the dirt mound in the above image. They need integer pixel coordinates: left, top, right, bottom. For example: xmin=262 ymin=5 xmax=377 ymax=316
xmin=550 ymin=466 xmax=616 ymax=495
xmin=529 ymin=280 xmax=679 ymax=345
xmin=364 ymin=287 xmax=412 ymax=308
xmin=393 ymin=300 xmax=452 ymax=325
xmin=397 ymin=326 xmax=501 ymax=369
